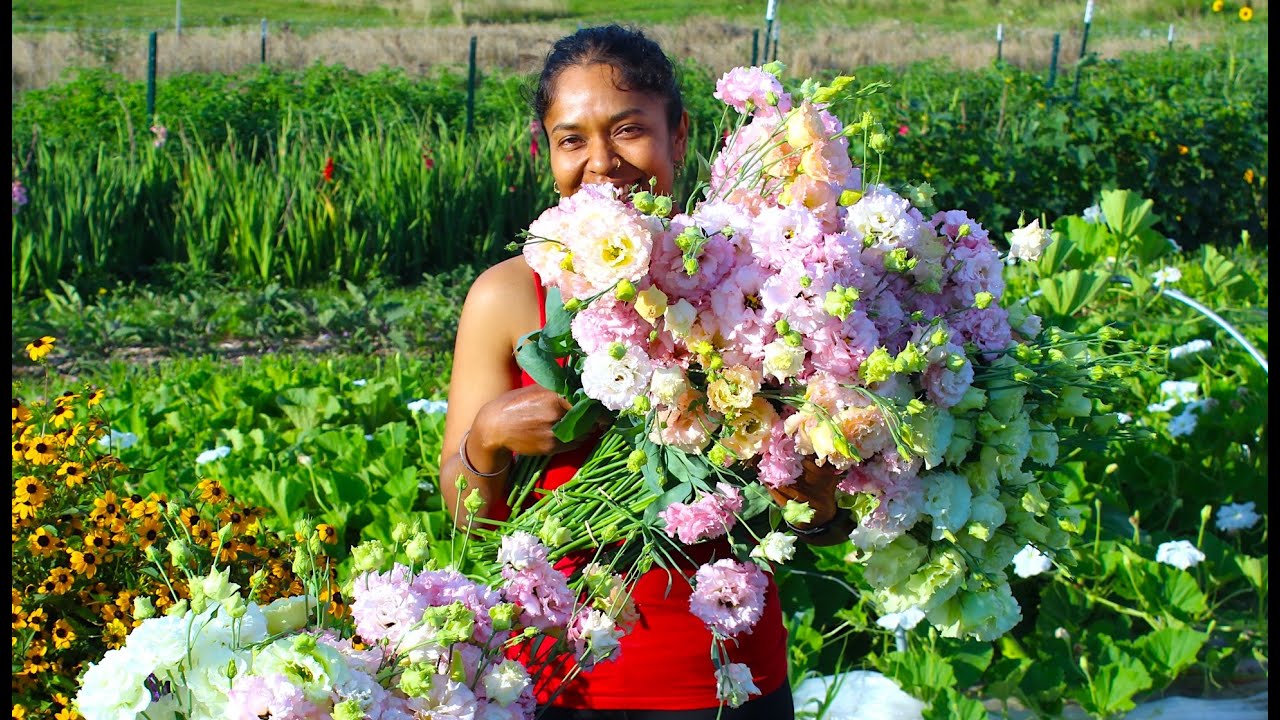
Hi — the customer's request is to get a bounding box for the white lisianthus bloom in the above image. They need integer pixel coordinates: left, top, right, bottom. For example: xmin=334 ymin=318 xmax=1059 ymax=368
xmin=1215 ymin=501 xmax=1260 ymax=532
xmin=1082 ymin=204 xmax=1106 ymax=224
xmin=706 ymin=364 xmax=761 ymax=416
xmin=262 ymin=595 xmax=317 ymax=635
xmin=750 ymin=531 xmax=798 ymax=564
xmin=1168 ymin=339 xmax=1212 ymax=360
xmin=571 ymin=608 xmax=624 ymax=667
xmin=762 ymin=338 xmax=807 ymax=383
xmin=1116 ymin=412 xmax=1133 ymax=424
xmin=482 ymin=659 xmax=532 ymax=707
xmin=876 ymin=606 xmax=926 ymax=631
xmin=1008 ymin=219 xmax=1053 ymax=262
xmin=715 ymin=662 xmax=761 ymax=708
xmin=965 ymin=492 xmax=1007 ymax=542
xmin=1147 ymin=398 xmax=1179 ymax=413
xmin=1168 ymin=412 xmax=1198 ymax=438
xmin=648 ymin=366 xmax=689 ymax=407
xmin=416 ymin=675 xmax=479 ymax=719
xmin=253 ymin=635 xmax=351 ymax=704
xmin=1027 ymin=420 xmax=1059 ymax=466
xmin=1151 ymin=266 xmax=1183 ymax=286
xmin=926 ymin=580 xmax=1022 ymax=641
xmin=1155 ymin=540 xmax=1206 ymax=570
xmin=1011 ymin=544 xmax=1053 ymax=578
xmin=1159 ymin=380 xmax=1200 ymax=403
xmin=874 ymin=547 xmax=967 ymax=614
xmin=74 ymin=648 xmax=156 ymax=720
xmin=581 ymin=346 xmax=654 ymax=412
xmin=922 ymin=471 xmax=972 ymax=541
xmin=664 ymin=298 xmax=698 ymax=337
xmin=195 ymin=445 xmax=231 ymax=464
xmin=862 ymin=535 xmax=927 ymax=589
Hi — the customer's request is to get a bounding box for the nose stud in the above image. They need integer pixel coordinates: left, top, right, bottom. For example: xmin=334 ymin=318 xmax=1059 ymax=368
xmin=613 ymin=157 xmax=622 ymax=171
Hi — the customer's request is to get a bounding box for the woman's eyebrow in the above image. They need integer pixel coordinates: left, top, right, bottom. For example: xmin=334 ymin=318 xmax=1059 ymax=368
xmin=550 ymin=108 xmax=647 ymax=134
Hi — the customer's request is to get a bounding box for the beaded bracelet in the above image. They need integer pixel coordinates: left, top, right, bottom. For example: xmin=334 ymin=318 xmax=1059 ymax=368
xmin=458 ymin=430 xmax=512 ymax=478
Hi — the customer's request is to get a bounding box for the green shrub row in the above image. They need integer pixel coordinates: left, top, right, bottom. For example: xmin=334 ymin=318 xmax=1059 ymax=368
xmin=10 ymin=44 xmax=1267 ymax=298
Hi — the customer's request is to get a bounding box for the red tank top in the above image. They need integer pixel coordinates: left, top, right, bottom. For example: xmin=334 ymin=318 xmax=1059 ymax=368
xmin=495 ymin=272 xmax=790 ymax=711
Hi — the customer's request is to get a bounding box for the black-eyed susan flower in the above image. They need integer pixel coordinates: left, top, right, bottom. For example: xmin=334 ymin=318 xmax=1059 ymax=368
xmin=1239 ymin=6 xmax=1253 ymax=20
xmin=50 ymin=619 xmax=75 ymax=650
xmin=14 ymin=476 xmax=48 ymax=508
xmin=11 ymin=439 xmax=28 ymax=463
xmin=56 ymin=461 xmax=85 ymax=487
xmin=101 ymin=618 xmax=128 ymax=649
xmin=83 ymin=530 xmax=112 ymax=554
xmin=197 ymin=478 xmax=228 ymax=504
xmin=23 ymin=438 xmax=59 ymax=466
xmin=1177 ymin=144 xmax=1189 ymax=155
xmin=49 ymin=404 xmax=74 ymax=428
xmin=190 ymin=520 xmax=215 ymax=547
xmin=46 ymin=567 xmax=74 ymax=595
xmin=86 ymin=387 xmax=106 ymax=406
xmin=135 ymin=516 xmax=163 ymax=550
xmin=316 ymin=523 xmax=337 ymax=544
xmin=12 ymin=703 xmax=28 ymax=719
xmin=12 ymin=398 xmax=32 ymax=423
xmin=28 ymin=527 xmax=59 ymax=556
xmin=89 ymin=491 xmax=121 ymax=524
xmin=13 ymin=603 xmax=28 ymax=630
xmin=69 ymin=550 xmax=100 ymax=579
xmin=128 ymin=495 xmax=161 ymax=520
xmin=25 ymin=336 xmax=56 ymax=362
xmin=55 ymin=703 xmax=80 ymax=720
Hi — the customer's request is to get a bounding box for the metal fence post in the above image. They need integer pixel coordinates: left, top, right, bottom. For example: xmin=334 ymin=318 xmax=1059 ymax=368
xmin=996 ymin=23 xmax=1003 ymax=64
xmin=751 ymin=29 xmax=759 ymax=66
xmin=466 ymin=35 xmax=477 ymax=135
xmin=1047 ymin=32 xmax=1060 ymax=89
xmin=260 ymin=19 xmax=268 ymax=64
xmin=146 ymin=32 xmax=157 ymax=122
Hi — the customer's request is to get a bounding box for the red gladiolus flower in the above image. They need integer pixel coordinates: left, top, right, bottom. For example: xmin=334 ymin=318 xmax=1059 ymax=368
xmin=322 ymin=157 xmax=335 ymax=183
xmin=423 ymin=154 xmax=435 ymax=170
xmin=898 ymin=125 xmax=909 ymax=137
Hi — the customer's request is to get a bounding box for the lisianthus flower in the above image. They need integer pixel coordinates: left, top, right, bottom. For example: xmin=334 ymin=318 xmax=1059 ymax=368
xmin=1151 ymin=266 xmax=1182 ymax=286
xmin=195 ymin=445 xmax=232 ymax=465
xmin=1011 ymin=544 xmax=1053 ymax=578
xmin=689 ymin=559 xmax=769 ymax=638
xmin=1007 ymin=219 xmax=1052 ymax=262
xmin=714 ymin=662 xmax=761 ymax=708
xmin=875 ymin=606 xmax=926 ymax=631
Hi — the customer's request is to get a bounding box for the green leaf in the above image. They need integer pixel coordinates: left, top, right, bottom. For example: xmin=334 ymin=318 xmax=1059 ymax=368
xmin=1235 ymin=554 xmax=1266 ymax=594
xmin=1100 ymin=188 xmax=1161 ymax=246
xmin=1036 ymin=269 xmax=1111 ymax=318
xmin=516 ymin=335 xmax=567 ymax=393
xmin=1133 ymin=626 xmax=1208 ymax=680
xmin=542 ymin=286 xmax=572 ymax=340
xmin=1200 ymin=244 xmax=1242 ymax=291
xmin=1072 ymin=650 xmax=1152 ymax=717
xmin=552 ymin=395 xmax=605 ymax=444
xmin=944 ymin=640 xmax=994 ymax=689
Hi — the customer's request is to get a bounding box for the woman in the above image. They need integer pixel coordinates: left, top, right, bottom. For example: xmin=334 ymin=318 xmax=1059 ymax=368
xmin=440 ymin=24 xmax=853 ymax=720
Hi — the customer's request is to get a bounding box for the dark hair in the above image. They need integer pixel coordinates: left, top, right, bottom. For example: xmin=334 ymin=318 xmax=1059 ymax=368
xmin=532 ymin=25 xmax=684 ymax=131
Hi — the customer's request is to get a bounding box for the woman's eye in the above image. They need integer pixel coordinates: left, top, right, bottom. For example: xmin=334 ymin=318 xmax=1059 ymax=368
xmin=557 ymin=136 xmax=583 ymax=149
xmin=617 ymin=125 xmax=643 ymax=137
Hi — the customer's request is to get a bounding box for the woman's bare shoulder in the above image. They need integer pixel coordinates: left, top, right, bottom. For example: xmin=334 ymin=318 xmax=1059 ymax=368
xmin=462 ymin=256 xmax=540 ymax=340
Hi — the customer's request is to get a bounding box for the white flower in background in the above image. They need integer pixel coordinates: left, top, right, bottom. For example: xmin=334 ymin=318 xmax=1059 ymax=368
xmin=195 ymin=445 xmax=231 ymax=464
xmin=1115 ymin=412 xmax=1132 ymax=424
xmin=1012 ymin=544 xmax=1053 ymax=578
xmin=1082 ymin=204 xmax=1106 ymax=224
xmin=1146 ymin=399 xmax=1178 ymax=413
xmin=97 ymin=429 xmax=139 ymax=450
xmin=1168 ymin=339 xmax=1212 ymax=360
xmin=352 ymin=378 xmax=368 ymax=387
xmin=1167 ymin=412 xmax=1197 ymax=438
xmin=1007 ymin=219 xmax=1053 ymax=262
xmin=1159 ymin=380 xmax=1200 ymax=403
xmin=750 ymin=532 xmax=798 ymax=564
xmin=364 ymin=434 xmax=374 ymax=441
xmin=1215 ymin=501 xmax=1260 ymax=533
xmin=1155 ymin=540 xmax=1206 ymax=570
xmin=1151 ymin=266 xmax=1182 ymax=286
xmin=407 ymin=399 xmax=448 ymax=414
xmin=876 ymin=606 xmax=926 ymax=631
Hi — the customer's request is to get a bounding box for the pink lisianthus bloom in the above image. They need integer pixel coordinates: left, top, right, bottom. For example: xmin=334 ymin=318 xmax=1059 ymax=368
xmin=949 ymin=305 xmax=1014 ymax=359
xmin=659 ymin=483 xmax=744 ymax=544
xmin=570 ymin=294 xmax=651 ymax=356
xmin=501 ymin=559 xmax=575 ymax=631
xmin=922 ymin=343 xmax=975 ymax=408
xmin=689 ymin=559 xmax=770 ymax=638
xmin=225 ymin=673 xmax=322 ymax=720
xmin=349 ymin=564 xmax=428 ymax=647
xmin=714 ymin=66 xmax=792 ymax=116
xmin=756 ymin=417 xmax=803 ymax=488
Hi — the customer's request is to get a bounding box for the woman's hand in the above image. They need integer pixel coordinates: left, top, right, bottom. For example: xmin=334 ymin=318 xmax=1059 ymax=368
xmin=471 ymin=385 xmax=578 ymax=458
xmin=768 ymin=459 xmax=855 ymax=546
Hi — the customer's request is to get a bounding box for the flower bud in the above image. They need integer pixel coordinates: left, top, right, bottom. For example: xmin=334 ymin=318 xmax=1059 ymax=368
xmin=608 ymin=342 xmax=627 ymax=360
xmin=614 ymin=279 xmax=637 ymax=302
xmin=563 ymin=297 xmax=585 ymax=312
xmin=463 ymin=488 xmax=485 ymax=516
xmin=973 ymin=291 xmax=994 ymax=310
xmin=132 ymin=596 xmax=156 ymax=620
xmin=626 ymin=449 xmax=647 ymax=473
xmin=653 ymin=195 xmax=673 ymax=217
xmin=631 ymin=191 xmax=657 ymax=215
xmin=406 ymin=533 xmax=432 ymax=564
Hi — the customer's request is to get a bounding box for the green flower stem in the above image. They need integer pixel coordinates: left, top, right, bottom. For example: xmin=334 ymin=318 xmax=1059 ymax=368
xmin=1070 ymin=580 xmax=1163 ymax=630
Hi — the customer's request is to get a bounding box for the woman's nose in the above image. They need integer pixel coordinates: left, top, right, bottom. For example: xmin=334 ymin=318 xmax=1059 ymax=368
xmin=586 ymin=143 xmax=619 ymax=175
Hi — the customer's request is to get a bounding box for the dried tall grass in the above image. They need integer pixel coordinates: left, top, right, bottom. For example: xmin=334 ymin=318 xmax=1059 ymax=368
xmin=10 ymin=18 xmax=1238 ymax=96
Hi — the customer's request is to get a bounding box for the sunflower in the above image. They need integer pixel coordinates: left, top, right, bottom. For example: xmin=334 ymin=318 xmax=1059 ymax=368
xmin=69 ymin=550 xmax=100 ymax=579
xmin=1239 ymin=6 xmax=1253 ymax=20
xmin=55 ymin=461 xmax=86 ymax=487
xmin=1212 ymin=0 xmax=1225 ymax=10
xmin=25 ymin=336 xmax=56 ymax=362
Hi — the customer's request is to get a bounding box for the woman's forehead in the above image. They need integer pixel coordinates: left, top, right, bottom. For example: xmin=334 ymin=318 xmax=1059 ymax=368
xmin=546 ymin=64 xmax=663 ymax=118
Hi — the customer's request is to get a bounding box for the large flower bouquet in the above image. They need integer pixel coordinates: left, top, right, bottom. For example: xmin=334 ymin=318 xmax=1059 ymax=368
xmin=473 ymin=60 xmax=1138 ymax=692
xmin=71 ymin=524 xmax=638 ymax=720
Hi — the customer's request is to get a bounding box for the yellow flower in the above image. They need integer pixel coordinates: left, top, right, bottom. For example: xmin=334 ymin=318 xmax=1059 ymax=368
xmin=46 ymin=567 xmax=75 ymax=595
xmin=55 ymin=707 xmax=81 ymax=720
xmin=1239 ymin=6 xmax=1253 ymax=20
xmin=1212 ymin=0 xmax=1224 ymax=11
xmin=51 ymin=619 xmax=76 ymax=650
xmin=12 ymin=399 xmax=32 ymax=424
xmin=13 ymin=703 xmax=27 ymax=719
xmin=1244 ymin=169 xmax=1255 ymax=184
xmin=90 ymin=491 xmax=122 ymax=524
xmin=316 ymin=523 xmax=337 ymax=544
xmin=1177 ymin=144 xmax=1189 ymax=155
xmin=102 ymin=618 xmax=128 ymax=649
xmin=86 ymin=387 xmax=107 ymax=406
xmin=28 ymin=527 xmax=60 ymax=556
xmin=23 ymin=438 xmax=59 ymax=466
xmin=69 ymin=550 xmax=101 ymax=579
xmin=56 ymin=461 xmax=86 ymax=487
xmin=136 ymin=516 xmax=163 ymax=549
xmin=197 ymin=478 xmax=228 ymax=505
xmin=14 ymin=476 xmax=48 ymax=507
xmin=25 ymin=336 xmax=56 ymax=362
